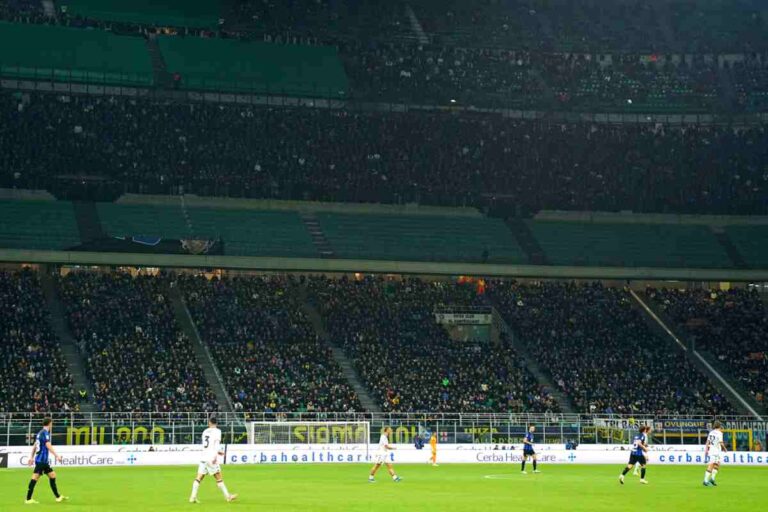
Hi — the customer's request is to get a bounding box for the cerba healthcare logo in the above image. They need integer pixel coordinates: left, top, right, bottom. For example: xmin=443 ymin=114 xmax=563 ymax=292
xmin=230 ymin=450 xmax=374 ymax=464
xmin=127 ymin=454 xmax=137 ymax=465
xmin=656 ymin=452 xmax=768 ymax=465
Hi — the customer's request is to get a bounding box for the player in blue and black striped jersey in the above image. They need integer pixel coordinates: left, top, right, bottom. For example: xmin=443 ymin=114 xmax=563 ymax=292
xmin=619 ymin=426 xmax=650 ymax=485
xmin=25 ymin=418 xmax=68 ymax=504
xmin=521 ymin=425 xmax=540 ymax=474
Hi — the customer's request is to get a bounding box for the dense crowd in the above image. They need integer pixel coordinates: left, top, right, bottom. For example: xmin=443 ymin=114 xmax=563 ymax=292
xmin=310 ymin=276 xmax=558 ymax=413
xmin=488 ymin=281 xmax=735 ymax=415
xmin=0 ymin=0 xmax=46 ymax=24
xmin=649 ymin=287 xmax=768 ymax=406
xmin=0 ymin=270 xmax=75 ymax=412
xmin=2 ymin=92 xmax=767 ymax=214
xmin=180 ymin=274 xmax=360 ymax=413
xmin=58 ymin=272 xmax=217 ymax=412
xmin=412 ymin=0 xmax=767 ymax=53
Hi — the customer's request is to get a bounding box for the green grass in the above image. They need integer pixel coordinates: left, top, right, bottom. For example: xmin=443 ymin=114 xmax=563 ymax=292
xmin=0 ymin=464 xmax=765 ymax=511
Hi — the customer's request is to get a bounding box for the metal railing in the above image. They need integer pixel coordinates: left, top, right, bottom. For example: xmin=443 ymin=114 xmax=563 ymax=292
xmin=1 ymin=412 xmax=765 ymax=449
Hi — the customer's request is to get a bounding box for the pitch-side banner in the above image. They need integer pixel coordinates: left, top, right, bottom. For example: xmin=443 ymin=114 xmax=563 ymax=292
xmin=2 ymin=445 xmax=768 ymax=468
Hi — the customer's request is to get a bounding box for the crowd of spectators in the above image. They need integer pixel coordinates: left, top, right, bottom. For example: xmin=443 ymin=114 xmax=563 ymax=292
xmin=648 ymin=287 xmax=768 ymax=406
xmin=2 ymin=92 xmax=767 ymax=214
xmin=0 ymin=0 xmax=47 ymax=24
xmin=545 ymin=54 xmax=721 ymax=112
xmin=343 ymin=43 xmax=542 ymax=107
xmin=488 ymin=281 xmax=735 ymax=415
xmin=0 ymin=270 xmax=76 ymax=412
xmin=310 ymin=276 xmax=558 ymax=413
xmin=58 ymin=271 xmax=217 ymax=412
xmin=179 ymin=274 xmax=360 ymax=413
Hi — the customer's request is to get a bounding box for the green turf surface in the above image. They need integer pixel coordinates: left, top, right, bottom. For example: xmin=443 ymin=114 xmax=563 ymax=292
xmin=0 ymin=464 xmax=764 ymax=511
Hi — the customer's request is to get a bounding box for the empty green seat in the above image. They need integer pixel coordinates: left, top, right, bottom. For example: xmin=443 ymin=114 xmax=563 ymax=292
xmin=157 ymin=36 xmax=348 ymax=96
xmin=529 ymin=221 xmax=732 ymax=268
xmin=318 ymin=213 xmax=525 ymax=263
xmin=97 ymin=203 xmax=317 ymax=257
xmin=0 ymin=200 xmax=80 ymax=250
xmin=725 ymin=225 xmax=768 ymax=269
xmin=0 ymin=22 xmax=152 ymax=86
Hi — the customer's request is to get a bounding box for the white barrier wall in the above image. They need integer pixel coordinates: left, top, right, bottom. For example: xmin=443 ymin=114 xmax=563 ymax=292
xmin=2 ymin=444 xmax=768 ymax=469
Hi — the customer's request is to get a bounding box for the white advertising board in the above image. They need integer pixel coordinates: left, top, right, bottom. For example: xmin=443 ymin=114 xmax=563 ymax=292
xmin=2 ymin=444 xmax=768 ymax=469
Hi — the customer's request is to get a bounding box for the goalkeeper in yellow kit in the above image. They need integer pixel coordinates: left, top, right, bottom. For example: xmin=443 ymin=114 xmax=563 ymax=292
xmin=430 ymin=433 xmax=438 ymax=466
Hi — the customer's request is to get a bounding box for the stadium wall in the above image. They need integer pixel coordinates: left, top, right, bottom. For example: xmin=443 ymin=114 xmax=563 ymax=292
xmin=2 ymin=248 xmax=768 ymax=281
xmin=2 ymin=445 xmax=768 ymax=468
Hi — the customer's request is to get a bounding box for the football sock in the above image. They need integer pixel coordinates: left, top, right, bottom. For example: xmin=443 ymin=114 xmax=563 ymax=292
xmin=521 ymin=461 xmax=526 ymax=471
xmin=640 ymin=468 xmax=646 ymax=479
xmin=392 ymin=474 xmax=399 ymax=481
xmin=190 ymin=480 xmax=200 ymax=499
xmin=533 ymin=460 xmax=538 ymax=471
xmin=711 ymin=469 xmax=718 ymax=481
xmin=621 ymin=467 xmax=630 ymax=476
xmin=704 ymin=471 xmax=711 ymax=482
xmin=49 ymin=478 xmax=60 ymax=498
xmin=26 ymin=480 xmax=37 ymax=500
xmin=217 ymin=481 xmax=230 ymax=499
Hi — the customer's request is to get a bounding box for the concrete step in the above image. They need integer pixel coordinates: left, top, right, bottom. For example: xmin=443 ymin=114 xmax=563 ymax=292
xmin=39 ymin=268 xmax=98 ymax=412
xmin=167 ymin=283 xmax=233 ymax=412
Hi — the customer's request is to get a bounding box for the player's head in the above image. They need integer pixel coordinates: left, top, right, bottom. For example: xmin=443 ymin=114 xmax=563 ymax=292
xmin=431 ymin=432 xmax=436 ymax=439
xmin=384 ymin=426 xmax=393 ymax=437
xmin=208 ymin=416 xmax=218 ymax=428
xmin=529 ymin=425 xmax=535 ymax=433
xmin=42 ymin=417 xmax=52 ymax=430
xmin=713 ymin=420 xmax=722 ymax=431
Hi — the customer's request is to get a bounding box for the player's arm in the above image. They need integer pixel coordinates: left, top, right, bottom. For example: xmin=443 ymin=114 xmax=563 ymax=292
xmin=719 ymin=441 xmax=728 ymax=453
xmin=704 ymin=438 xmax=711 ymax=457
xmin=523 ymin=436 xmax=532 ymax=447
xmin=46 ymin=441 xmax=62 ymax=463
xmin=28 ymin=443 xmax=37 ymax=466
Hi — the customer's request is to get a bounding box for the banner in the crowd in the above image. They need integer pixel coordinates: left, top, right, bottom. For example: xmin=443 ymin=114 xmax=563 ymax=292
xmin=435 ymin=312 xmax=492 ymax=325
xmin=656 ymin=419 xmax=710 ymax=432
xmin=2 ymin=444 xmax=768 ymax=468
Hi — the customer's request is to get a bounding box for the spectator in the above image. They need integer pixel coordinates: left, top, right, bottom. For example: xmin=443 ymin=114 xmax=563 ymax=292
xmin=59 ymin=271 xmax=217 ymax=412
xmin=489 ymin=280 xmax=735 ymax=415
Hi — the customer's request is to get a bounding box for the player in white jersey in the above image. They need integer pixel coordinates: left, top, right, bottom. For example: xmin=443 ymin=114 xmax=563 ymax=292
xmin=703 ymin=421 xmax=727 ymax=487
xmin=189 ymin=417 xmax=238 ymax=503
xmin=368 ymin=427 xmax=401 ymax=483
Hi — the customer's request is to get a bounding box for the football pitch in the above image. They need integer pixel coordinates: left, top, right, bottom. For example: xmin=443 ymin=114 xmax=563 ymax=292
xmin=0 ymin=464 xmax=764 ymax=511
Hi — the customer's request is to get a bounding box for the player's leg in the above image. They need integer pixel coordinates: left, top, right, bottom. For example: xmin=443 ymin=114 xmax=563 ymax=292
xmin=532 ymin=453 xmax=540 ymax=473
xmin=633 ymin=462 xmax=640 ymax=476
xmin=46 ymin=469 xmax=67 ymax=502
xmin=703 ymin=461 xmax=715 ymax=485
xmin=639 ymin=463 xmax=648 ymax=484
xmin=190 ymin=472 xmax=205 ymax=503
xmin=709 ymin=462 xmax=720 ymax=486
xmin=521 ymin=454 xmax=527 ymax=473
xmin=369 ymin=462 xmax=382 ymax=481
xmin=431 ymin=449 xmax=437 ymax=466
xmin=214 ymin=471 xmax=237 ymax=502
xmin=25 ymin=470 xmax=41 ymax=503
xmin=619 ymin=457 xmax=634 ymax=484
xmin=384 ymin=463 xmax=401 ymax=482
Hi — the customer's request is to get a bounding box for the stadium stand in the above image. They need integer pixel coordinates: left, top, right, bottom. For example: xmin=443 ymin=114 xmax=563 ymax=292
xmin=528 ymin=220 xmax=733 ymax=268
xmin=648 ymin=287 xmax=768 ymax=406
xmin=180 ymin=274 xmax=361 ymax=412
xmin=488 ymin=281 xmax=736 ymax=415
xmin=58 ymin=0 xmax=220 ymax=29
xmin=58 ymin=271 xmax=217 ymax=412
xmin=3 ymin=92 xmax=767 ymax=215
xmin=0 ymin=21 xmax=153 ymax=85
xmin=0 ymin=269 xmax=76 ymax=412
xmin=318 ymin=213 xmax=525 ymax=263
xmin=157 ymin=36 xmax=348 ymax=95
xmin=0 ymin=199 xmax=80 ymax=250
xmin=96 ymin=203 xmax=318 ymax=257
xmin=310 ymin=276 xmax=558 ymax=413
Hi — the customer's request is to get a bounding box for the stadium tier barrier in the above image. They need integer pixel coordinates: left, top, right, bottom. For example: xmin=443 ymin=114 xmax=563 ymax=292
xmin=2 ymin=444 xmax=768 ymax=468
